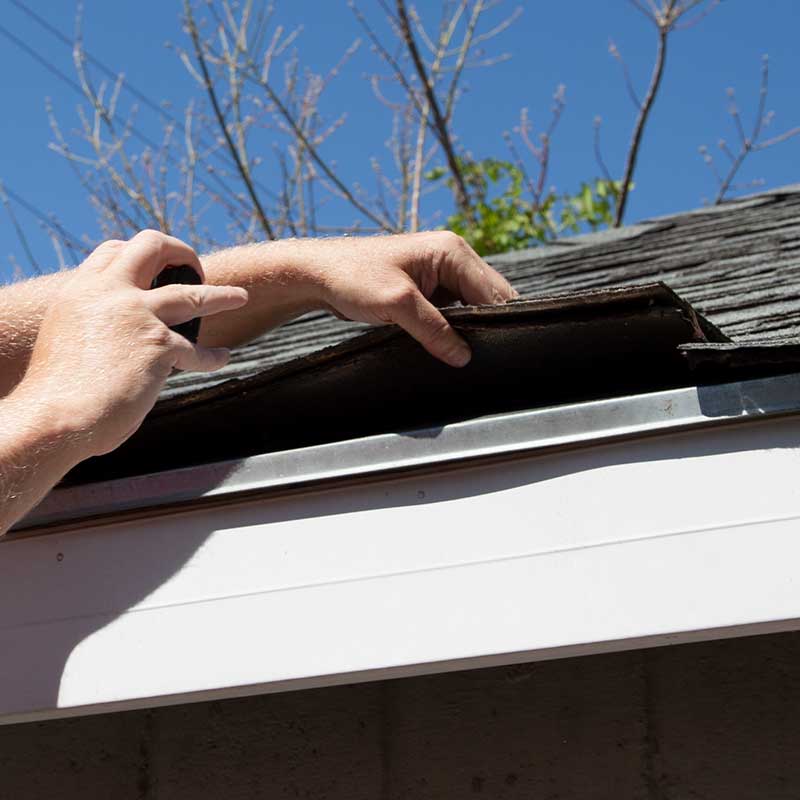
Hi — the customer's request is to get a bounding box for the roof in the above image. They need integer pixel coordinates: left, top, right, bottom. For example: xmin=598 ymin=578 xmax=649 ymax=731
xmin=162 ymin=184 xmax=800 ymax=401
xmin=63 ymin=184 xmax=800 ymax=486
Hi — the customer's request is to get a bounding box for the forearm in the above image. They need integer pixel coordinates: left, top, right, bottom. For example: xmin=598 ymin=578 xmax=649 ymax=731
xmin=0 ymin=382 xmax=86 ymax=536
xmin=0 ymin=241 xmax=323 ymax=386
xmin=0 ymin=231 xmax=514 ymax=396
xmin=0 ymin=272 xmax=68 ymax=397
xmin=198 ymin=239 xmax=325 ymax=348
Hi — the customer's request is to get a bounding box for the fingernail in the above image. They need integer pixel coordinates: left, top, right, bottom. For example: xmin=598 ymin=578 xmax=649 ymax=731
xmin=213 ymin=347 xmax=231 ymax=368
xmin=450 ymin=343 xmax=472 ymax=368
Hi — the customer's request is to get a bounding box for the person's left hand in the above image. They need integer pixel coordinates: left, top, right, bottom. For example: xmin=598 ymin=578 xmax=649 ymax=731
xmin=304 ymin=231 xmax=518 ymax=367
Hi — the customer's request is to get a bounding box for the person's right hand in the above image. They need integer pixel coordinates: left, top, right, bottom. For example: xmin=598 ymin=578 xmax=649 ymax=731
xmin=19 ymin=230 xmax=248 ymax=460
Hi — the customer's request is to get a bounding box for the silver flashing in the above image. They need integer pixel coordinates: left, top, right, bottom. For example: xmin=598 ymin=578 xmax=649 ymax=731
xmin=15 ymin=371 xmax=800 ymax=533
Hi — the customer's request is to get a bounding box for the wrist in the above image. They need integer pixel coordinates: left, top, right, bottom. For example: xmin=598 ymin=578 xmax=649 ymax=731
xmin=0 ymin=376 xmax=92 ymax=534
xmin=206 ymin=240 xmax=328 ymax=309
xmin=199 ymin=240 xmax=329 ymax=347
xmin=257 ymin=237 xmax=360 ymax=314
xmin=265 ymin=239 xmax=331 ymax=310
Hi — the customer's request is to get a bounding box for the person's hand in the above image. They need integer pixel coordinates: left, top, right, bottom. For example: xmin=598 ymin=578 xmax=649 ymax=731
xmin=19 ymin=230 xmax=248 ymax=460
xmin=306 ymin=231 xmax=518 ymax=367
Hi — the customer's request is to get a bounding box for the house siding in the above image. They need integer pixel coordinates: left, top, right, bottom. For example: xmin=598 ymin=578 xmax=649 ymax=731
xmin=2 ymin=631 xmax=799 ymax=799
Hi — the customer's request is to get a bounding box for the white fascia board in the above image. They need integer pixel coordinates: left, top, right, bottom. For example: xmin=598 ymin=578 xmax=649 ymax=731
xmin=3 ymin=377 xmax=800 ymax=723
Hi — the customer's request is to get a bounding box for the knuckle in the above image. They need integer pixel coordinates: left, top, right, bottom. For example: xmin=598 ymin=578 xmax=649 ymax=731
xmin=80 ymin=239 xmax=126 ymax=273
xmin=384 ymin=284 xmax=417 ymax=309
xmin=183 ymin=285 xmax=205 ymax=311
xmin=424 ymin=231 xmax=469 ymax=277
xmin=435 ymin=230 xmax=467 ymax=252
xmin=136 ymin=228 xmax=165 ymax=243
xmin=134 ymin=228 xmax=167 ymax=255
xmin=96 ymin=238 xmax=125 ymax=253
xmin=428 ymin=315 xmax=453 ymax=343
xmin=141 ymin=322 xmax=173 ymax=350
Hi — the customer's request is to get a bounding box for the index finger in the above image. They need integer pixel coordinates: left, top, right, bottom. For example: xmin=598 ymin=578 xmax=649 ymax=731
xmin=390 ymin=287 xmax=472 ymax=368
xmin=146 ymin=283 xmax=249 ymax=327
xmin=110 ymin=230 xmax=205 ymax=289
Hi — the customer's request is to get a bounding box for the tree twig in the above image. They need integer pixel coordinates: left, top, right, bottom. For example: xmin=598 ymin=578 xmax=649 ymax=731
xmin=443 ymin=0 xmax=476 ymax=120
xmin=614 ymin=26 xmax=667 ymax=226
xmin=184 ymin=0 xmax=275 ymax=240
xmin=593 ymin=117 xmax=613 ymax=183
xmin=409 ymin=4 xmax=465 ymax=230
xmin=611 ymin=1 xmax=719 ymax=226
xmin=0 ymin=181 xmax=41 ymax=275
xmin=395 ymin=0 xmax=471 ymax=217
xmin=239 ymin=62 xmax=398 ymax=232
xmin=608 ymin=40 xmax=641 ymax=108
xmin=703 ymin=55 xmax=800 ymax=204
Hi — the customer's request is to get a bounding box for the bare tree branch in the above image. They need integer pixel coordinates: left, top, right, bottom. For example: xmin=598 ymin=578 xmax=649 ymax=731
xmin=240 ymin=62 xmax=398 ymax=232
xmin=443 ymin=0 xmax=479 ymax=121
xmin=0 ymin=181 xmax=40 ymax=275
xmin=408 ymin=4 xmax=466 ymax=230
xmin=184 ymin=0 xmax=275 ymax=240
xmin=614 ymin=26 xmax=666 ymax=226
xmin=593 ymin=116 xmax=614 ymax=184
xmin=701 ymin=55 xmax=800 ymax=204
xmin=613 ymin=0 xmax=718 ymax=226
xmin=395 ymin=0 xmax=471 ymax=216
xmin=608 ymin=40 xmax=641 ymax=109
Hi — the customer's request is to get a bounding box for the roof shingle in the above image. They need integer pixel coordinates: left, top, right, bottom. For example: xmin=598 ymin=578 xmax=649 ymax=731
xmin=162 ymin=185 xmax=800 ymax=402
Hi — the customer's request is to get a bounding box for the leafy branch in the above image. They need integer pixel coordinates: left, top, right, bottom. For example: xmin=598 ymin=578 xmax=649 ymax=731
xmin=427 ymin=158 xmax=622 ymax=256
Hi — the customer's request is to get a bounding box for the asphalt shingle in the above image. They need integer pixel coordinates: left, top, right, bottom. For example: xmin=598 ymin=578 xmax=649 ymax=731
xmin=161 ymin=185 xmax=800 ymax=402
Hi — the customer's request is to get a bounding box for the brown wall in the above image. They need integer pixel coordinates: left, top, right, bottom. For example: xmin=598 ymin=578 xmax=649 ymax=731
xmin=2 ymin=631 xmax=799 ymax=799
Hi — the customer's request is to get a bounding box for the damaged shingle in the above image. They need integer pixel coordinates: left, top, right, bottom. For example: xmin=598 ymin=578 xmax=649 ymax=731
xmin=69 ymin=283 xmax=725 ymax=484
xmin=161 ymin=185 xmax=800 ymax=401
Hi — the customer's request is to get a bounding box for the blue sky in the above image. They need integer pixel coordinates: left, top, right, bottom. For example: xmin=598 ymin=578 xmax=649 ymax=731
xmin=0 ymin=0 xmax=798 ymax=281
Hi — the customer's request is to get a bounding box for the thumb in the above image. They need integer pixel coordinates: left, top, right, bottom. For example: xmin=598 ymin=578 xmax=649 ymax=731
xmin=390 ymin=288 xmax=472 ymax=368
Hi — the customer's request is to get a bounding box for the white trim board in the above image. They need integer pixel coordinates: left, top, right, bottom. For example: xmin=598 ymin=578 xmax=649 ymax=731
xmin=2 ymin=412 xmax=800 ymax=723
